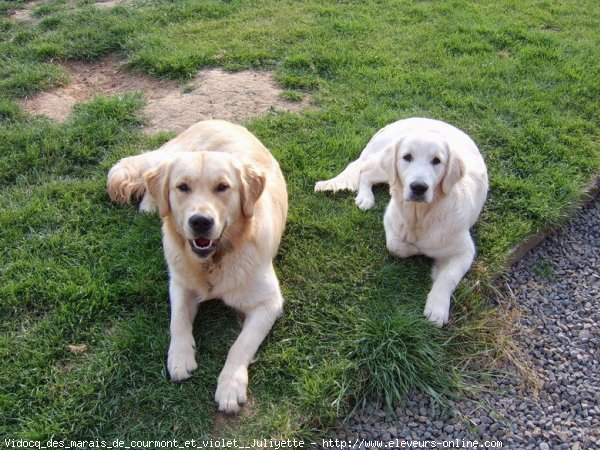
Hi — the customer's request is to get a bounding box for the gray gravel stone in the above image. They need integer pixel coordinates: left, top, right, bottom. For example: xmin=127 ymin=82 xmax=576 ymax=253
xmin=322 ymin=197 xmax=599 ymax=449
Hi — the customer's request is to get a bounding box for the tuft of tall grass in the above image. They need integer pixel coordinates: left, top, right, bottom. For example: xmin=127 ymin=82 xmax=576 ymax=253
xmin=350 ymin=314 xmax=456 ymax=410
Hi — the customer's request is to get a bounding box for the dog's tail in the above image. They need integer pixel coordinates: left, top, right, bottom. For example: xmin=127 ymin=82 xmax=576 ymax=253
xmin=107 ymin=155 xmax=149 ymax=204
xmin=314 ymin=160 xmax=362 ymax=193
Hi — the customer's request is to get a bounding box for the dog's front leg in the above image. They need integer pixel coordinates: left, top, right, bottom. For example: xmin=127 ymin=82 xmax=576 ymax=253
xmin=167 ymin=280 xmax=199 ymax=381
xmin=215 ymin=282 xmax=283 ymax=413
xmin=355 ymin=176 xmax=377 ymax=210
xmin=355 ymin=161 xmax=392 ymax=211
xmin=424 ymin=234 xmax=475 ymax=327
xmin=383 ymin=205 xmax=419 ymax=257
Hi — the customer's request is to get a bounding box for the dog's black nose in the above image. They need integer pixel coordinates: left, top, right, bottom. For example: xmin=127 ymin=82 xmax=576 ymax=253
xmin=188 ymin=215 xmax=214 ymax=233
xmin=410 ymin=182 xmax=429 ymax=196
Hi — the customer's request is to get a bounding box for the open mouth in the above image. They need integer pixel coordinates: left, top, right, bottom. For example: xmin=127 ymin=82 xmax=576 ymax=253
xmin=189 ymin=237 xmax=218 ymax=258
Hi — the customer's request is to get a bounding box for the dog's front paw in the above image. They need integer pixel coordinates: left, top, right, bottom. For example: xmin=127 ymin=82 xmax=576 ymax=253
xmin=386 ymin=239 xmax=418 ymax=258
xmin=355 ymin=193 xmax=375 ymax=210
xmin=215 ymin=366 xmax=248 ymax=414
xmin=424 ymin=293 xmax=450 ymax=327
xmin=167 ymin=341 xmax=197 ymax=381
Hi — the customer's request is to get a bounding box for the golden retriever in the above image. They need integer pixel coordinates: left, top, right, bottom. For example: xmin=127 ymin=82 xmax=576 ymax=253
xmin=315 ymin=118 xmax=488 ymax=326
xmin=107 ymin=120 xmax=288 ymax=413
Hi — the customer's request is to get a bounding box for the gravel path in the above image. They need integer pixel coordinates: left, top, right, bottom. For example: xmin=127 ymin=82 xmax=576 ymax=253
xmin=323 ymin=196 xmax=599 ymax=450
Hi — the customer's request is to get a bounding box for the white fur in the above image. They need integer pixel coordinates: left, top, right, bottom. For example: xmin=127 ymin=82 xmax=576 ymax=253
xmin=316 ymin=118 xmax=488 ymax=326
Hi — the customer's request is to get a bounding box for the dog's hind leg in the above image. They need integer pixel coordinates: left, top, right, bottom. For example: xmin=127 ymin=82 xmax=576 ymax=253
xmin=315 ymin=160 xmax=362 ymax=193
xmin=138 ymin=192 xmax=158 ymax=213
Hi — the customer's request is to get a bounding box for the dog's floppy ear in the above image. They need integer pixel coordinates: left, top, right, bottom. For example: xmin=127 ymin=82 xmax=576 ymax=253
xmin=376 ymin=137 xmax=403 ymax=188
xmin=144 ymin=162 xmax=172 ymax=218
xmin=239 ymin=164 xmax=266 ymax=218
xmin=441 ymin=144 xmax=465 ymax=195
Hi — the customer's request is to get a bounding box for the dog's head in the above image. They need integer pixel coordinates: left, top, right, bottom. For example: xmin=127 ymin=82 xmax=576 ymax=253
xmin=384 ymin=132 xmax=465 ymax=203
xmin=144 ymin=152 xmax=265 ymax=259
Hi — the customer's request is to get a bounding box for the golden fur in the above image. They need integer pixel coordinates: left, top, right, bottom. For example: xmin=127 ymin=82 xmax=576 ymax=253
xmin=108 ymin=120 xmax=287 ymax=413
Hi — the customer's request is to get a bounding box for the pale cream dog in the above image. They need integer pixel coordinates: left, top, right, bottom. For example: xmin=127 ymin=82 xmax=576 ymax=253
xmin=107 ymin=120 xmax=288 ymax=413
xmin=315 ymin=118 xmax=488 ymax=326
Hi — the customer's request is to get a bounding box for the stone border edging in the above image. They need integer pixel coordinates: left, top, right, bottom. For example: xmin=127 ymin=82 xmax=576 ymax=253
xmin=506 ymin=176 xmax=600 ymax=266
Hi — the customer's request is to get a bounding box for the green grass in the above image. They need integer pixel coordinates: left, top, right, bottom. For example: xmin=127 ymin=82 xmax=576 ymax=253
xmin=1 ymin=0 xmax=599 ymax=443
xmin=531 ymin=259 xmax=555 ymax=279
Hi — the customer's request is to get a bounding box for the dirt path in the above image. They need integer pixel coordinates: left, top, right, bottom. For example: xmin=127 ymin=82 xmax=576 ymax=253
xmin=18 ymin=55 xmax=307 ymax=133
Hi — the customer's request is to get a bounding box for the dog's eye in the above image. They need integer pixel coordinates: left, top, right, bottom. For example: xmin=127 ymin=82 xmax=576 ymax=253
xmin=403 ymin=154 xmax=412 ymax=162
xmin=432 ymin=157 xmax=441 ymax=165
xmin=216 ymin=183 xmax=230 ymax=193
xmin=177 ymin=183 xmax=190 ymax=193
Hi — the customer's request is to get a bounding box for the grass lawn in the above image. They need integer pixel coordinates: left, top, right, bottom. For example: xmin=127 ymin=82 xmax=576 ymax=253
xmin=1 ymin=0 xmax=599 ymax=443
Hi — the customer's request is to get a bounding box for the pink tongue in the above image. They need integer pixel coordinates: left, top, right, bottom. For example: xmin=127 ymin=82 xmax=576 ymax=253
xmin=194 ymin=237 xmax=211 ymax=248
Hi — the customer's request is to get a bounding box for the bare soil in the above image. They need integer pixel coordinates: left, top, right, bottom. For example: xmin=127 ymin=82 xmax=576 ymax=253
xmin=18 ymin=55 xmax=308 ymax=134
xmin=7 ymin=7 xmax=39 ymax=25
xmin=93 ymin=0 xmax=130 ymax=9
xmin=8 ymin=1 xmax=142 ymax=25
